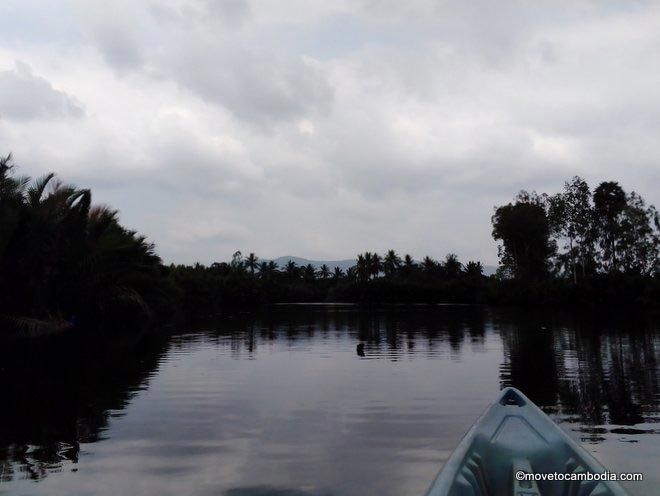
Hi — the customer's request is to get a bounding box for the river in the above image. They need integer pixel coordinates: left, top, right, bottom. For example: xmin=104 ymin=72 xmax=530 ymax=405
xmin=1 ymin=305 xmax=658 ymax=495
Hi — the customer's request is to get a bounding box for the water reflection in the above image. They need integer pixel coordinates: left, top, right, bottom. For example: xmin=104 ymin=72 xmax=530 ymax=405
xmin=0 ymin=306 xmax=658 ymax=496
xmin=0 ymin=331 xmax=168 ymax=482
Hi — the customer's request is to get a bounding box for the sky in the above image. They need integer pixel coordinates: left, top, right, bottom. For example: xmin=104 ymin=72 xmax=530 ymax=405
xmin=1 ymin=1 xmax=659 ymax=265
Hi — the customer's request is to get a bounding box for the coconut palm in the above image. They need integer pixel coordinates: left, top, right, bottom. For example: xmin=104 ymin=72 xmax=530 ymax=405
xmin=383 ymin=249 xmax=402 ymax=277
xmin=318 ymin=264 xmax=330 ymax=279
xmin=285 ymin=260 xmax=299 ymax=279
xmin=422 ymin=256 xmax=437 ymax=275
xmin=303 ymin=263 xmax=316 ymax=282
xmin=356 ymin=253 xmax=369 ymax=281
xmin=245 ymin=252 xmax=259 ymax=274
xmin=443 ymin=253 xmax=463 ymax=279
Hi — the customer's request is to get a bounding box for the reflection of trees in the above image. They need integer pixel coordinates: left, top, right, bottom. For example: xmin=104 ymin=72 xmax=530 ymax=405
xmin=500 ymin=310 xmax=659 ymax=436
xmin=498 ymin=309 xmax=562 ymax=407
xmin=0 ymin=331 xmax=168 ymax=482
xmin=200 ymin=306 xmax=488 ymax=360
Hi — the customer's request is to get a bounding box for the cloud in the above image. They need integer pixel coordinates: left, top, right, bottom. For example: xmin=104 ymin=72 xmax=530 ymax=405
xmin=169 ymin=43 xmax=334 ymax=126
xmin=1 ymin=0 xmax=659 ymax=265
xmin=0 ymin=62 xmax=83 ymax=121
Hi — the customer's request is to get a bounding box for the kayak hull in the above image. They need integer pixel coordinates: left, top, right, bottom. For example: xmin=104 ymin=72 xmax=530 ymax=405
xmin=425 ymin=388 xmax=628 ymax=496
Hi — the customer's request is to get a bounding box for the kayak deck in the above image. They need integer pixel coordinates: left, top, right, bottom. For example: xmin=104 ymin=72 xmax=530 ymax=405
xmin=426 ymin=388 xmax=628 ymax=496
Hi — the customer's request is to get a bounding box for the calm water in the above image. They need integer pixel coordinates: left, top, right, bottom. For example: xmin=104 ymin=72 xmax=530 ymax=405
xmin=1 ymin=306 xmax=658 ymax=496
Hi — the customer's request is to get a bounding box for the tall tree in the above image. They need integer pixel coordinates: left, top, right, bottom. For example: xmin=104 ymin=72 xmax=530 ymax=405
xmin=443 ymin=253 xmax=462 ymax=279
xmin=492 ymin=199 xmax=555 ymax=281
xmin=285 ymin=260 xmax=298 ymax=280
xmin=245 ymin=252 xmax=259 ymax=274
xmin=317 ymin=264 xmax=330 ymax=279
xmin=383 ymin=249 xmax=402 ymax=277
xmin=593 ymin=181 xmax=626 ymax=271
xmin=617 ymin=192 xmax=660 ymax=275
xmin=548 ymin=177 xmax=596 ymax=282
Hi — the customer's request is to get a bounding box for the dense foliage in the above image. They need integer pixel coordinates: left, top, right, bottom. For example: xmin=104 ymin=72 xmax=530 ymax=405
xmin=492 ymin=177 xmax=660 ymax=305
xmin=2 ymin=155 xmax=659 ymax=337
xmin=168 ymin=250 xmax=488 ymax=315
xmin=0 ymin=155 xmax=176 ymax=335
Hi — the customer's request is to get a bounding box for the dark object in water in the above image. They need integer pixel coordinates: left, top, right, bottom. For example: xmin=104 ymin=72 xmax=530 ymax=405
xmin=356 ymin=343 xmax=365 ymax=357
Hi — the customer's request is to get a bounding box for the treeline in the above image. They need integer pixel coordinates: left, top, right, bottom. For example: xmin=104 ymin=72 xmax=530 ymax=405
xmin=491 ymin=177 xmax=659 ymax=305
xmin=2 ymin=155 xmax=659 ymax=337
xmin=169 ymin=251 xmax=487 ymax=315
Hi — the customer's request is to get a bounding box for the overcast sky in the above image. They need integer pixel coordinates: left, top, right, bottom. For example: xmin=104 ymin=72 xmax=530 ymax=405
xmin=1 ymin=1 xmax=659 ymax=265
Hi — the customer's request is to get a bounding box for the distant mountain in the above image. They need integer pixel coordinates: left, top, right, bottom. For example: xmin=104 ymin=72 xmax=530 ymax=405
xmin=268 ymin=256 xmax=498 ymax=276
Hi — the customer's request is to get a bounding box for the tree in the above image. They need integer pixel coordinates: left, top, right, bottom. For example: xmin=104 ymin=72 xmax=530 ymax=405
xmin=317 ymin=264 xmax=330 ymax=279
xmin=0 ymin=158 xmax=171 ymax=332
xmin=333 ymin=266 xmax=344 ymax=279
xmin=383 ymin=250 xmax=402 ymax=277
xmin=245 ymin=252 xmax=259 ymax=274
xmin=356 ymin=253 xmax=369 ymax=281
xmin=422 ymin=256 xmax=437 ymax=276
xmin=593 ymin=182 xmax=626 ymax=271
xmin=464 ymin=261 xmax=483 ymax=279
xmin=402 ymin=254 xmax=417 ymax=276
xmin=368 ymin=252 xmax=382 ymax=279
xmin=492 ymin=199 xmax=555 ymax=281
xmin=548 ymin=177 xmax=596 ymax=282
xmin=303 ymin=263 xmax=316 ymax=282
xmin=443 ymin=253 xmax=462 ymax=279
xmin=285 ymin=260 xmax=299 ymax=280
xmin=231 ymin=251 xmax=244 ymax=270
xmin=617 ymin=192 xmax=660 ymax=275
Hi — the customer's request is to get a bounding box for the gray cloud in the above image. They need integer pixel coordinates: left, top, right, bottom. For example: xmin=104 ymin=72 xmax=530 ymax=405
xmin=170 ymin=44 xmax=333 ymax=126
xmin=1 ymin=0 xmax=659 ymax=265
xmin=202 ymin=0 xmax=251 ymax=26
xmin=0 ymin=62 xmax=83 ymax=121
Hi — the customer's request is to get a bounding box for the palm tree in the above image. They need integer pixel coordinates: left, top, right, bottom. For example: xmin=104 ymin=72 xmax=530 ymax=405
xmin=356 ymin=253 xmax=369 ymax=281
xmin=245 ymin=252 xmax=259 ymax=274
xmin=383 ymin=249 xmax=401 ymax=277
xmin=464 ymin=261 xmax=483 ymax=279
xmin=0 ymin=158 xmax=172 ymax=333
xmin=422 ymin=256 xmax=437 ymax=275
xmin=303 ymin=263 xmax=316 ymax=282
xmin=285 ymin=260 xmax=298 ymax=279
xmin=333 ymin=266 xmax=344 ymax=279
xmin=443 ymin=253 xmax=463 ymax=278
xmin=318 ymin=264 xmax=330 ymax=279
xmin=368 ymin=252 xmax=382 ymax=279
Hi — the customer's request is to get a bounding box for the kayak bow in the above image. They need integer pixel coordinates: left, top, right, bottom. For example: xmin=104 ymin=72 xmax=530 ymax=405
xmin=426 ymin=387 xmax=628 ymax=496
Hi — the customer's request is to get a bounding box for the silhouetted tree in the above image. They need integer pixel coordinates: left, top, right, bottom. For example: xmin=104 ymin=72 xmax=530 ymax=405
xmin=318 ymin=264 xmax=330 ymax=279
xmin=245 ymin=252 xmax=258 ymax=274
xmin=285 ymin=260 xmax=299 ymax=280
xmin=549 ymin=177 xmax=597 ymax=282
xmin=383 ymin=250 xmax=401 ymax=277
xmin=443 ymin=253 xmax=462 ymax=279
xmin=422 ymin=256 xmax=437 ymax=276
xmin=492 ymin=198 xmax=555 ymax=281
xmin=593 ymin=182 xmax=626 ymax=271
xmin=303 ymin=263 xmax=316 ymax=283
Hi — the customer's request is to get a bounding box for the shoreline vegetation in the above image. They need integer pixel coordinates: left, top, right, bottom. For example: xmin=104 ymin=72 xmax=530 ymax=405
xmin=1 ymin=154 xmax=659 ymax=338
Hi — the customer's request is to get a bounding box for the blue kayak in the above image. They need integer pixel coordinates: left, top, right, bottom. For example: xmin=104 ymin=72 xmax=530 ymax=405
xmin=426 ymin=388 xmax=628 ymax=496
